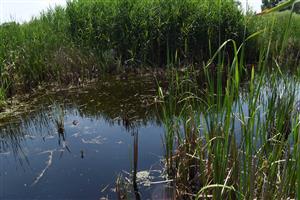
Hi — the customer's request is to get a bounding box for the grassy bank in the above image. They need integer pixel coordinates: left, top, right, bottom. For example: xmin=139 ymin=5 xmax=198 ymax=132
xmin=66 ymin=0 xmax=244 ymax=65
xmin=1 ymin=0 xmax=300 ymax=198
xmin=248 ymin=10 xmax=300 ymax=67
xmin=156 ymin=2 xmax=300 ymax=199
xmin=0 ymin=7 xmax=100 ymax=96
xmin=0 ymin=1 xmax=299 ymax=107
xmin=0 ymin=0 xmax=245 ymax=101
xmin=158 ymin=66 xmax=300 ymax=199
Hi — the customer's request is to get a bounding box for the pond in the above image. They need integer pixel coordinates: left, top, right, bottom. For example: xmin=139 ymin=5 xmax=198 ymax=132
xmin=0 ymin=74 xmax=174 ymax=199
xmin=1 ymin=72 xmax=299 ymax=199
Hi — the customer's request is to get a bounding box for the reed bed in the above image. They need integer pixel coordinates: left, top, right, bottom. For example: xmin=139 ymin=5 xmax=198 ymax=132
xmin=0 ymin=0 xmax=245 ymax=102
xmin=66 ymin=0 xmax=244 ymax=65
xmin=157 ymin=1 xmax=300 ymax=199
xmin=247 ymin=10 xmax=300 ymax=67
xmin=0 ymin=0 xmax=299 ymax=103
xmin=158 ymin=52 xmax=300 ymax=200
xmin=0 ymin=0 xmax=299 ymax=198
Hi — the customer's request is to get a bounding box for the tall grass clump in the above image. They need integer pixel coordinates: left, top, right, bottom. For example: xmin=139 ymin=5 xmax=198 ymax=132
xmin=248 ymin=5 xmax=300 ymax=67
xmin=1 ymin=0 xmax=300 ymax=103
xmin=66 ymin=0 xmax=244 ymax=66
xmin=158 ymin=2 xmax=300 ymax=199
xmin=159 ymin=47 xmax=300 ymax=199
xmin=0 ymin=6 xmax=101 ymax=99
xmin=0 ymin=7 xmax=72 ymax=92
xmin=0 ymin=0 xmax=245 ymax=101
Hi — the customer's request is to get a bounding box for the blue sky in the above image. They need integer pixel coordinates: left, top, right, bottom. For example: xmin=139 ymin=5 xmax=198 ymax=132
xmin=0 ymin=0 xmax=262 ymax=24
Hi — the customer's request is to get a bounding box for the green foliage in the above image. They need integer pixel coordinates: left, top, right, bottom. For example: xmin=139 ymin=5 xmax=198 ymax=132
xmin=0 ymin=6 xmax=72 ymax=90
xmin=0 ymin=0 xmax=299 ymax=102
xmin=262 ymin=0 xmax=300 ymax=13
xmin=66 ymin=0 xmax=244 ymax=66
xmin=0 ymin=0 xmax=245 ymax=100
xmin=0 ymin=87 xmax=6 ymax=110
xmin=262 ymin=0 xmax=283 ymax=9
xmin=247 ymin=10 xmax=300 ymax=67
xmin=159 ymin=38 xmax=300 ymax=200
xmin=0 ymin=5 xmax=102 ymax=95
xmin=158 ymin=1 xmax=300 ymax=199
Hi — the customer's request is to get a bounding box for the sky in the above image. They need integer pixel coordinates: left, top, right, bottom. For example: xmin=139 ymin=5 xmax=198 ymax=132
xmin=241 ymin=0 xmax=262 ymax=12
xmin=0 ymin=0 xmax=67 ymax=24
xmin=0 ymin=0 xmax=262 ymax=24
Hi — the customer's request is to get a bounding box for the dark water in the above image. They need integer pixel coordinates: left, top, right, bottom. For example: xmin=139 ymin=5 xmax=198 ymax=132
xmin=0 ymin=75 xmax=173 ymax=200
xmin=1 ymin=73 xmax=299 ymax=200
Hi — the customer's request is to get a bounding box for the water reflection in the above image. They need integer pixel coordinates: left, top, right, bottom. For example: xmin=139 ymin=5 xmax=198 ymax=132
xmin=0 ymin=75 xmax=165 ymax=199
xmin=0 ymin=75 xmax=162 ymax=161
xmin=132 ymin=130 xmax=141 ymax=200
xmin=2 ymin=73 xmax=298 ymax=199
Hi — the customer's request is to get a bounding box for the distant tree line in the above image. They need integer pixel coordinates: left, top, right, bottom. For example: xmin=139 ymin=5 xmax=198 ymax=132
xmin=262 ymin=0 xmax=284 ymax=9
xmin=262 ymin=0 xmax=300 ymax=13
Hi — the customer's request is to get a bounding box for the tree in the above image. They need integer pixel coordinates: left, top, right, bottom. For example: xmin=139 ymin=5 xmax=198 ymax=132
xmin=262 ymin=0 xmax=300 ymax=13
xmin=262 ymin=0 xmax=284 ymax=9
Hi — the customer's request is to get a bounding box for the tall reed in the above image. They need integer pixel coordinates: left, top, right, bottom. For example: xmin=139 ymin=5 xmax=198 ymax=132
xmin=1 ymin=0 xmax=299 ymax=103
xmin=158 ymin=1 xmax=300 ymax=199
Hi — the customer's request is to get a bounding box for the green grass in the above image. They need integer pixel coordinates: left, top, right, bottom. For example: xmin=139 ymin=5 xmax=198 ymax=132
xmin=155 ymin=3 xmax=300 ymax=199
xmin=0 ymin=0 xmax=299 ymax=102
xmin=0 ymin=0 xmax=245 ymax=100
xmin=66 ymin=0 xmax=244 ymax=66
xmin=0 ymin=0 xmax=299 ymax=198
xmin=157 ymin=3 xmax=300 ymax=199
xmin=0 ymin=87 xmax=6 ymax=111
xmin=1 ymin=0 xmax=300 ymax=102
xmin=158 ymin=49 xmax=300 ymax=199
xmin=0 ymin=6 xmax=102 ymax=95
xmin=247 ymin=10 xmax=300 ymax=67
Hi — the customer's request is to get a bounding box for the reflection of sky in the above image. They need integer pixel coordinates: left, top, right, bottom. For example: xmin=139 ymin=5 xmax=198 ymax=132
xmin=0 ymin=106 xmax=165 ymax=199
xmin=0 ymin=0 xmax=262 ymax=24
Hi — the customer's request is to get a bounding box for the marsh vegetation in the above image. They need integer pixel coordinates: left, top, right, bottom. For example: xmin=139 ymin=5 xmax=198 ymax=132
xmin=1 ymin=0 xmax=300 ymax=199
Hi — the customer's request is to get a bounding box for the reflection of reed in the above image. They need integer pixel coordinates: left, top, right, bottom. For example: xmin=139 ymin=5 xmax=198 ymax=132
xmin=115 ymin=129 xmax=141 ymax=200
xmin=132 ymin=130 xmax=141 ymax=200
xmin=0 ymin=105 xmax=59 ymax=169
xmin=0 ymin=75 xmax=162 ymax=162
xmin=0 ymin=123 xmax=31 ymax=167
xmin=53 ymin=103 xmax=64 ymax=136
xmin=53 ymin=103 xmax=71 ymax=154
